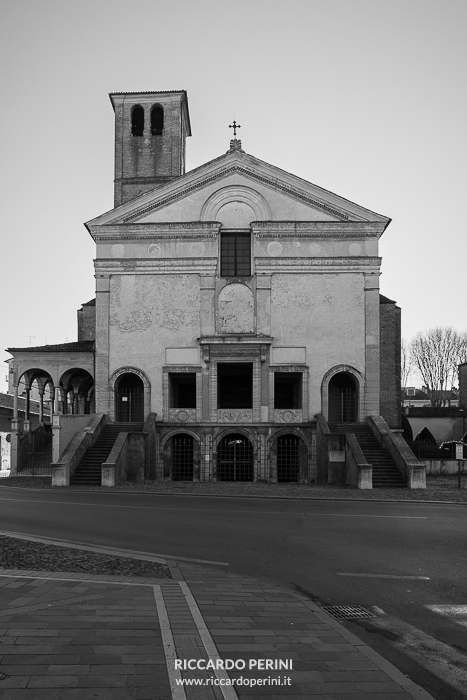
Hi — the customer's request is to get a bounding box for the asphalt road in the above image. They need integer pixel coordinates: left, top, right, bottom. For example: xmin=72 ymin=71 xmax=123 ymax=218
xmin=0 ymin=487 xmax=466 ymax=699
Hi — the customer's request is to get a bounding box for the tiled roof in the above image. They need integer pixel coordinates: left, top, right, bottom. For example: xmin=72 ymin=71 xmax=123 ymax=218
xmin=110 ymin=90 xmax=187 ymax=96
xmin=81 ymin=298 xmax=96 ymax=307
xmin=0 ymin=392 xmax=41 ymax=414
xmin=379 ymin=294 xmax=397 ymax=304
xmin=7 ymin=341 xmax=95 ymax=353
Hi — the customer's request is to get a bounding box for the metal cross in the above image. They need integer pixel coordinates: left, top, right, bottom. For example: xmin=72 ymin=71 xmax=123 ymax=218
xmin=229 ymin=121 xmax=241 ymax=137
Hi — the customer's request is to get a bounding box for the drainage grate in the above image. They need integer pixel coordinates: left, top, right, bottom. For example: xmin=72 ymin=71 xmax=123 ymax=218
xmin=321 ymin=605 xmax=375 ymax=620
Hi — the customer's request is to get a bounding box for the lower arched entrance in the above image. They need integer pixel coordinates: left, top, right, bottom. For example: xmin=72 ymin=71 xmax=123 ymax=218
xmin=172 ymin=434 xmax=194 ymax=481
xmin=217 ymin=433 xmax=253 ymax=481
xmin=115 ymin=373 xmax=144 ymax=422
xmin=328 ymin=372 xmax=358 ymax=422
xmin=277 ymin=435 xmax=300 ymax=482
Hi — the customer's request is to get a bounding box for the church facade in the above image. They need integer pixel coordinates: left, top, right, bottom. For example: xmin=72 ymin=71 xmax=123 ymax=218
xmin=7 ymin=90 xmax=402 ymax=484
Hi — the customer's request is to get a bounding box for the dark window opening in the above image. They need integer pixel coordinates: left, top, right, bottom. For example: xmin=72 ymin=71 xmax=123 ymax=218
xmin=218 ymin=363 xmax=253 ymax=409
xmin=131 ymin=106 xmax=144 ymax=136
xmin=221 ymin=233 xmax=251 ymax=277
xmin=151 ymin=105 xmax=164 ymax=135
xmin=274 ymin=373 xmax=302 ymax=409
xmin=170 ymin=373 xmax=196 ymax=409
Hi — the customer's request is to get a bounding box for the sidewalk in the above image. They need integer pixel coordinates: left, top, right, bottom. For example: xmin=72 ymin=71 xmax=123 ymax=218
xmin=0 ymin=551 xmax=436 ymax=699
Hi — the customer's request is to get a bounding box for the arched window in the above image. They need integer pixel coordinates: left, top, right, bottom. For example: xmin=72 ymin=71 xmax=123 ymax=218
xmin=151 ymin=105 xmax=164 ymax=135
xmin=171 ymin=434 xmax=194 ymax=481
xmin=277 ymin=435 xmax=301 ymax=482
xmin=131 ymin=106 xmax=144 ymax=136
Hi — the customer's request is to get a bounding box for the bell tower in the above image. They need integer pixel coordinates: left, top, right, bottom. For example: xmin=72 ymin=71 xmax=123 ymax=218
xmin=110 ymin=90 xmax=191 ymax=206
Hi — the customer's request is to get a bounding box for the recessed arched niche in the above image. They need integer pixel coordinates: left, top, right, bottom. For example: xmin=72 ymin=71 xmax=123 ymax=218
xmin=218 ymin=283 xmax=255 ymax=334
xmin=201 ymin=185 xmax=270 ymax=223
xmin=216 ymin=201 xmax=256 ymax=227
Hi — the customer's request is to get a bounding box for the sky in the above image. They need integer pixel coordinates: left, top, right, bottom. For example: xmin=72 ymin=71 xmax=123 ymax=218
xmin=1 ymin=0 xmax=466 ymax=391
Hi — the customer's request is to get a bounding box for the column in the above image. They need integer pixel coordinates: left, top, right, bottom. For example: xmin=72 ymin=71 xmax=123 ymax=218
xmin=10 ymin=385 xmax=20 ymax=475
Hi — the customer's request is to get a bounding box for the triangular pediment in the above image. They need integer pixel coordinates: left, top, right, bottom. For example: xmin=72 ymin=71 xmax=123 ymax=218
xmin=86 ymin=147 xmax=390 ymax=233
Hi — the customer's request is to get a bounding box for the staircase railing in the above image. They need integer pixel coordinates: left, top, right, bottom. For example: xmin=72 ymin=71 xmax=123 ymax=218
xmin=345 ymin=433 xmax=372 ymax=489
xmin=367 ymin=416 xmax=426 ymax=489
xmin=316 ymin=414 xmax=372 ymax=488
xmin=51 ymin=414 xmax=107 ymax=486
xmin=102 ymin=432 xmax=129 ymax=487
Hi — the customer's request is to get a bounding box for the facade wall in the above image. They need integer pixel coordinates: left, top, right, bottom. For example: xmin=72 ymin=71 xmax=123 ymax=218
xmin=108 ymin=273 xmax=201 ymax=416
xmin=77 ymin=303 xmax=96 ymax=341
xmin=379 ymin=300 xmax=401 ymax=428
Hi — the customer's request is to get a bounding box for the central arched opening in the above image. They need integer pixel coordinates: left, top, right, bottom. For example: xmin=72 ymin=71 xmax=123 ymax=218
xmin=217 ymin=433 xmax=253 ymax=481
xmin=115 ymin=373 xmax=144 ymax=423
xmin=328 ymin=372 xmax=358 ymax=422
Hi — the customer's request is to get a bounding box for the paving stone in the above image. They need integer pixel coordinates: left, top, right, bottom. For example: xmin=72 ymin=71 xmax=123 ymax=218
xmin=27 ymin=676 xmax=80 ymax=688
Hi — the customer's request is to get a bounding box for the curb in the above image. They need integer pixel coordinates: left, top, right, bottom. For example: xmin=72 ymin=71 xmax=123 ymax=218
xmin=0 ymin=482 xmax=465 ymax=505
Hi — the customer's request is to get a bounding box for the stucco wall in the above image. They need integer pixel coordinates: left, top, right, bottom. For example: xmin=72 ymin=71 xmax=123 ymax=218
xmin=109 ymin=274 xmax=200 ymax=414
xmin=271 ymin=273 xmax=365 ymax=417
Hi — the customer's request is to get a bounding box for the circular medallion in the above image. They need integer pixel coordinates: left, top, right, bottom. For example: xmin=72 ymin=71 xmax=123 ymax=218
xmin=177 ymin=410 xmax=189 ymax=422
xmin=190 ymin=242 xmax=205 ymax=257
xmin=268 ymin=241 xmax=283 ymax=257
xmin=148 ymin=244 xmax=161 ymax=257
xmin=309 ymin=242 xmax=323 ymax=256
xmin=283 ymin=411 xmax=294 ymax=422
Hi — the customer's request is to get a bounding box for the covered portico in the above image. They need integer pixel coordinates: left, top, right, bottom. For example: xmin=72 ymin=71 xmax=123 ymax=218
xmin=6 ymin=341 xmax=95 ymax=473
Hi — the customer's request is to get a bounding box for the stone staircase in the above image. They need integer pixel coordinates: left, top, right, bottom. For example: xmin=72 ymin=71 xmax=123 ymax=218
xmin=329 ymin=422 xmax=406 ymax=488
xmin=70 ymin=423 xmax=144 ymax=486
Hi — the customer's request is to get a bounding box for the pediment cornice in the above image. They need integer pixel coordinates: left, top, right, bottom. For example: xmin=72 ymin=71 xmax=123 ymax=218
xmin=86 ymin=150 xmax=390 ymax=231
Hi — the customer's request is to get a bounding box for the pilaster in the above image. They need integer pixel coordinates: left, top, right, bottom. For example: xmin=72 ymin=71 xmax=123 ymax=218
xmin=364 ymin=274 xmax=381 ymax=417
xmin=95 ymin=275 xmax=111 ymax=414
xmin=256 ymin=274 xmax=271 ymax=336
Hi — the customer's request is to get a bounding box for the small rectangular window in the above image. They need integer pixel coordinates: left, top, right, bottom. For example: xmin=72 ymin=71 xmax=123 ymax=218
xmin=170 ymin=373 xmax=196 ymax=408
xmin=221 ymin=233 xmax=251 ymax=277
xmin=274 ymin=373 xmax=302 ymax=409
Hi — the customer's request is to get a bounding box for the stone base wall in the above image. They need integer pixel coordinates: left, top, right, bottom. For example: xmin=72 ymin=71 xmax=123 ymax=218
xmin=153 ymin=423 xmax=316 ymax=483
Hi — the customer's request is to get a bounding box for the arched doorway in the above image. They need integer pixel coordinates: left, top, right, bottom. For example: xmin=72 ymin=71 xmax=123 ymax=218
xmin=276 ymin=435 xmax=300 ymax=482
xmin=217 ymin=433 xmax=253 ymax=481
xmin=171 ymin=434 xmax=194 ymax=481
xmin=328 ymin=372 xmax=358 ymax=422
xmin=115 ymin=373 xmax=144 ymax=422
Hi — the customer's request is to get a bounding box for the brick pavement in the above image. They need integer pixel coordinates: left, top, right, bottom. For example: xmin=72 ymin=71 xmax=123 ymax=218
xmin=0 ymin=563 xmax=436 ymax=700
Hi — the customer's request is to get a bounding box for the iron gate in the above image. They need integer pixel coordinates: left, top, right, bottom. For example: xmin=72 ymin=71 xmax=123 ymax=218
xmin=172 ymin=435 xmax=194 ymax=481
xmin=116 ymin=375 xmax=144 ymax=422
xmin=277 ymin=435 xmax=300 ymax=482
xmin=329 ymin=386 xmax=357 ymax=422
xmin=217 ymin=434 xmax=254 ymax=481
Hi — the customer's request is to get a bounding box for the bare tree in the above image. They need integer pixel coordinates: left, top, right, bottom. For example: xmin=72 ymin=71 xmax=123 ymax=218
xmin=401 ymin=339 xmax=412 ymax=390
xmin=410 ymin=328 xmax=467 ymax=407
